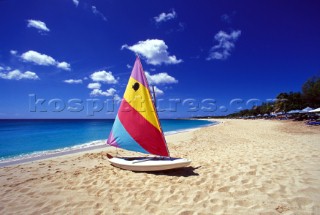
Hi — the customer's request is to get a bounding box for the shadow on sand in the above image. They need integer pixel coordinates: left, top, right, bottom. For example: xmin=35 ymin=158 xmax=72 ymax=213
xmin=138 ymin=166 xmax=201 ymax=177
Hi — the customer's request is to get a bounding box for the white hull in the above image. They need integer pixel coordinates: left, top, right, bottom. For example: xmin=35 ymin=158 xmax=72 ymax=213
xmin=107 ymin=156 xmax=191 ymax=172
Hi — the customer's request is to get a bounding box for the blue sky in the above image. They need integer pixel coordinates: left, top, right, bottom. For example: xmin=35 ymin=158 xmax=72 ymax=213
xmin=0 ymin=0 xmax=319 ymax=118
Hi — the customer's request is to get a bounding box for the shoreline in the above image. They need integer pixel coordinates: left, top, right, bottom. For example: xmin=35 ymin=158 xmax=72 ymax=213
xmin=0 ymin=120 xmax=218 ymax=167
xmin=1 ymin=119 xmax=319 ymax=214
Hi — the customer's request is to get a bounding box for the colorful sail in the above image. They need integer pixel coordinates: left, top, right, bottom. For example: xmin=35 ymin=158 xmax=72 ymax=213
xmin=107 ymin=57 xmax=169 ymax=156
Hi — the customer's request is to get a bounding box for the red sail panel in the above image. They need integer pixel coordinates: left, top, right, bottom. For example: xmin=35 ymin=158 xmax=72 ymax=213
xmin=118 ymin=99 xmax=169 ymax=157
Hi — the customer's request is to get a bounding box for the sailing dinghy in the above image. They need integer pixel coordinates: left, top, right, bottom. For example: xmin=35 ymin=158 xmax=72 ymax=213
xmin=106 ymin=57 xmax=191 ymax=171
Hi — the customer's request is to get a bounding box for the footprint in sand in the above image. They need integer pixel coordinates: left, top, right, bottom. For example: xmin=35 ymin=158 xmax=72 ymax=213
xmin=290 ymin=197 xmax=314 ymax=208
xmin=236 ymin=199 xmax=251 ymax=207
xmin=218 ymin=186 xmax=231 ymax=192
xmin=195 ymin=178 xmax=207 ymax=186
xmin=241 ymin=179 xmax=249 ymax=184
xmin=246 ymin=170 xmax=256 ymax=176
xmin=275 ymin=205 xmax=290 ymax=213
xmin=229 ymin=175 xmax=238 ymax=182
xmin=178 ymin=210 xmax=194 ymax=215
xmin=193 ymin=191 xmax=206 ymax=202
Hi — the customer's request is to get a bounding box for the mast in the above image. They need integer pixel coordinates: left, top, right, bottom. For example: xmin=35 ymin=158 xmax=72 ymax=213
xmin=151 ymin=85 xmax=157 ymax=106
xmin=151 ymin=85 xmax=170 ymax=157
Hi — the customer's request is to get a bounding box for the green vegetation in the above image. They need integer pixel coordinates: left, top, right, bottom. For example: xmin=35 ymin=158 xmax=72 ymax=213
xmin=228 ymin=76 xmax=320 ymax=118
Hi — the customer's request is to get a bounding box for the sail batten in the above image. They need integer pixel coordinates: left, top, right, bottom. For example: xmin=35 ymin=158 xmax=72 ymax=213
xmin=107 ymin=57 xmax=169 ymax=157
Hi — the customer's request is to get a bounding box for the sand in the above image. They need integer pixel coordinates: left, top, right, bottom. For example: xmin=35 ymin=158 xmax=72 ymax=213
xmin=0 ymin=119 xmax=320 ymax=215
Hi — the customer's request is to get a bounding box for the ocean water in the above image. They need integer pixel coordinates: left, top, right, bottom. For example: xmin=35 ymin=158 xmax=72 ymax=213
xmin=0 ymin=119 xmax=216 ymax=163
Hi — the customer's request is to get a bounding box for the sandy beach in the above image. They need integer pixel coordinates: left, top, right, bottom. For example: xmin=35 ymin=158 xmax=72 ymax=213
xmin=0 ymin=119 xmax=319 ymax=215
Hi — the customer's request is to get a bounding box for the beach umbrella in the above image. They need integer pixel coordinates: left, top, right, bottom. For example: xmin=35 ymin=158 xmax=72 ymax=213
xmin=309 ymin=107 xmax=320 ymax=113
xmin=263 ymin=113 xmax=269 ymax=117
xmin=287 ymin=110 xmax=300 ymax=114
xmin=300 ymin=107 xmax=314 ymax=113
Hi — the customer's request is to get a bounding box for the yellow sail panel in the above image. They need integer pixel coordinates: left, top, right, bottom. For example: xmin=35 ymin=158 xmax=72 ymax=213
xmin=123 ymin=77 xmax=161 ymax=132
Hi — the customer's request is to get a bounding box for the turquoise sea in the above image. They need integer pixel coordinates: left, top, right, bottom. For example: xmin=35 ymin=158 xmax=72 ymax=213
xmin=0 ymin=119 xmax=216 ymax=165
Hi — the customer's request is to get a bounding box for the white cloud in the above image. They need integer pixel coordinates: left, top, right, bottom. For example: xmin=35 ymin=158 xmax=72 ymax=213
xmin=221 ymin=14 xmax=231 ymax=23
xmin=146 ymin=72 xmax=178 ymax=85
xmin=72 ymin=0 xmax=79 ymax=7
xmin=10 ymin=50 xmax=17 ymax=55
xmin=20 ymin=50 xmax=71 ymax=70
xmin=87 ymin=82 xmax=101 ymax=89
xmin=0 ymin=66 xmax=11 ymax=71
xmin=90 ymin=70 xmax=117 ymax=84
xmin=153 ymin=86 xmax=164 ymax=96
xmin=90 ymin=88 xmax=116 ymax=97
xmin=144 ymin=72 xmax=178 ymax=96
xmin=221 ymin=12 xmax=236 ymax=24
xmin=0 ymin=69 xmax=39 ymax=80
xmin=207 ymin=30 xmax=241 ymax=60
xmin=113 ymin=94 xmax=121 ymax=101
xmin=154 ymin=10 xmax=176 ymax=23
xmin=27 ymin=19 xmax=50 ymax=33
xmin=126 ymin=64 xmax=132 ymax=69
xmin=92 ymin=6 xmax=107 ymax=21
xmin=57 ymin=62 xmax=71 ymax=71
xmin=21 ymin=50 xmax=55 ymax=66
xmin=177 ymin=22 xmax=185 ymax=32
xmin=121 ymin=39 xmax=182 ymax=65
xmin=64 ymin=79 xmax=82 ymax=84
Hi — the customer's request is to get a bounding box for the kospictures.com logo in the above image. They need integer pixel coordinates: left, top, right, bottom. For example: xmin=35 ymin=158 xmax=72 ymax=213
xmin=28 ymin=94 xmax=278 ymax=116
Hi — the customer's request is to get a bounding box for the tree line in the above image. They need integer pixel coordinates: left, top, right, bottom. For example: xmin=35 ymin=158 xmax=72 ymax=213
xmin=228 ymin=76 xmax=320 ymax=117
